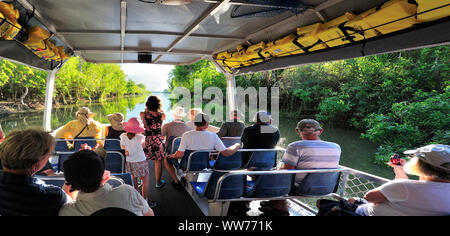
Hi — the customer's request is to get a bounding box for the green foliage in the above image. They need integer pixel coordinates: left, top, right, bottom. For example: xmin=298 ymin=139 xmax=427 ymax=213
xmin=0 ymin=57 xmax=147 ymax=105
xmin=167 ymin=46 xmax=449 ymax=167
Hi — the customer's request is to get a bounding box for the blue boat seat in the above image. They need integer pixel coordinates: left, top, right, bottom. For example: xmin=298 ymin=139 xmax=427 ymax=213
xmin=104 ymin=139 xmax=122 ymax=151
xmin=205 ymin=171 xmax=245 ymax=200
xmin=179 ymin=150 xmax=210 ymax=171
xmin=55 ymin=140 xmax=69 ymax=152
xmin=245 ymin=151 xmax=277 ymax=170
xmin=246 ymin=173 xmax=293 ymax=197
xmin=293 ymin=171 xmax=341 ymax=196
xmin=221 ymin=137 xmax=241 ymax=148
xmin=110 ymin=173 xmax=133 ymax=187
xmin=57 ymin=153 xmax=73 ymax=172
xmin=74 ymin=137 xmax=97 ymax=150
xmin=210 ymin=152 xmax=242 ymax=170
xmin=105 ymin=152 xmax=125 ymax=173
xmin=165 ymin=136 xmax=182 ymax=154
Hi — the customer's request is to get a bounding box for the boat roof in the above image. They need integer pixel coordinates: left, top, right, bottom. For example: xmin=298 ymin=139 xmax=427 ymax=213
xmin=1 ymin=0 xmax=449 ymax=74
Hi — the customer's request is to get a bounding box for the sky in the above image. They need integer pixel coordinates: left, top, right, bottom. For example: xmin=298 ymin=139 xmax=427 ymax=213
xmin=120 ymin=64 xmax=174 ymax=92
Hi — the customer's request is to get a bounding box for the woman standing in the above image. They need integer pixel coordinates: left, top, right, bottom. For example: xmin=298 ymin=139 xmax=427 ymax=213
xmin=140 ymin=96 xmax=166 ymax=188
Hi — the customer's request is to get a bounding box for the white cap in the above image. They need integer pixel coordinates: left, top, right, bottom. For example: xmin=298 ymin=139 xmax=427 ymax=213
xmin=404 ymin=144 xmax=450 ymax=172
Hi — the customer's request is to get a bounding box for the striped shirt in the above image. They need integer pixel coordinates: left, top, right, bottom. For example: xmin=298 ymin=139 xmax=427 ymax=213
xmin=0 ymin=172 xmax=68 ymax=216
xmin=282 ymin=140 xmax=341 ymax=185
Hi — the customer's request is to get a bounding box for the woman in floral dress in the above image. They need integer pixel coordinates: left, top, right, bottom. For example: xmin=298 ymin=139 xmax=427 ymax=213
xmin=140 ymin=96 xmax=166 ymax=188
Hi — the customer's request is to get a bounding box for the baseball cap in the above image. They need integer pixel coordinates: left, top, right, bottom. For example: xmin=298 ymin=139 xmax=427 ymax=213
xmin=253 ymin=111 xmax=272 ymax=123
xmin=404 ymin=144 xmax=450 ymax=172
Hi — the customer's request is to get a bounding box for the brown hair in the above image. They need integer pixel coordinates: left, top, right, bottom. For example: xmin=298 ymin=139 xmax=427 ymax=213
xmin=126 ymin=132 xmax=136 ymax=140
xmin=0 ymin=128 xmax=55 ymax=170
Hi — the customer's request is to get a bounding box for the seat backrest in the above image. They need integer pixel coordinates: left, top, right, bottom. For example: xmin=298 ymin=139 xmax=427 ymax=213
xmin=54 ymin=140 xmax=69 ymax=152
xmin=246 ymin=151 xmax=277 ymax=170
xmin=111 ymin=173 xmax=133 ymax=186
xmin=171 ymin=137 xmax=182 ymax=154
xmin=57 ymin=152 xmax=73 ymax=172
xmin=246 ymin=173 xmax=293 ymax=198
xmin=165 ymin=136 xmax=181 ymax=154
xmin=213 ymin=152 xmax=242 ymax=170
xmin=39 ymin=177 xmax=65 ymax=188
xmin=205 ymin=171 xmax=245 ymax=200
xmin=293 ymin=171 xmax=341 ymax=196
xmin=104 ymin=139 xmax=122 ymax=151
xmin=179 ymin=150 xmax=210 ymax=171
xmin=105 ymin=152 xmax=125 ymax=173
xmin=74 ymin=137 xmax=97 ymax=150
xmin=221 ymin=137 xmax=241 ymax=148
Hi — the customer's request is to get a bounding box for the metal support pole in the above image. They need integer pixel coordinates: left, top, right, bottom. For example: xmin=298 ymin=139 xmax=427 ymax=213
xmin=43 ymin=69 xmax=57 ymax=132
xmin=226 ymin=75 xmax=237 ymax=119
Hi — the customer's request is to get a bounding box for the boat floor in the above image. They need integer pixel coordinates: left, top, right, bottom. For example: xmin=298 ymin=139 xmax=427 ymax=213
xmin=146 ymin=161 xmax=314 ymax=216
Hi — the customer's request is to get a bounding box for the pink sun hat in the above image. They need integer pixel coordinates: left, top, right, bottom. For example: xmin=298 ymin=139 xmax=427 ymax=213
xmin=123 ymin=117 xmax=145 ymax=134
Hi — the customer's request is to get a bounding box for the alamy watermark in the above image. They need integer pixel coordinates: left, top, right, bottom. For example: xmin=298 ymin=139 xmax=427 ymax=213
xmin=170 ymin=79 xmax=279 ymax=133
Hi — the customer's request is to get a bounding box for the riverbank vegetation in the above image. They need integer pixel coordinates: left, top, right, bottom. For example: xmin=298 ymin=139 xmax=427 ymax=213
xmin=168 ymin=46 xmax=449 ymax=165
xmin=0 ymin=56 xmax=148 ymax=111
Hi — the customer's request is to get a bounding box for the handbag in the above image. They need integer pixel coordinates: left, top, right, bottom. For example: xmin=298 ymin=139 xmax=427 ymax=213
xmin=316 ymin=199 xmax=361 ymax=216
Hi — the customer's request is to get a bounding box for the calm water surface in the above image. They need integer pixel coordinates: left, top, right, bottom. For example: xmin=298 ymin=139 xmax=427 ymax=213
xmin=0 ymin=93 xmax=394 ymax=179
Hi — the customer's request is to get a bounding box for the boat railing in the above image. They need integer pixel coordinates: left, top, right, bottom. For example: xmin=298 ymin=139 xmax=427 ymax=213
xmin=188 ymin=164 xmax=390 ymax=216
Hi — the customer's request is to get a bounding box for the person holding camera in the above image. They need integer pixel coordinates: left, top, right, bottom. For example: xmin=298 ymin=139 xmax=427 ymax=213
xmin=346 ymin=144 xmax=450 ymax=216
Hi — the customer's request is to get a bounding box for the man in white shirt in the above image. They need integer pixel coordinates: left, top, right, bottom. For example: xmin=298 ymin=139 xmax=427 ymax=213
xmin=164 ymin=113 xmax=240 ymax=187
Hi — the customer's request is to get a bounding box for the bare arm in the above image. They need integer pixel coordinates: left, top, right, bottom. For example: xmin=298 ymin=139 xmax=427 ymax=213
xmin=220 ymin=143 xmax=241 ymax=157
xmin=364 ymin=189 xmax=389 ymax=204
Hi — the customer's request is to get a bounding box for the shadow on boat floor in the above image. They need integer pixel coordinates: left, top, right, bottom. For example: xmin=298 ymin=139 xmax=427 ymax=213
xmin=146 ymin=161 xmax=204 ymax=216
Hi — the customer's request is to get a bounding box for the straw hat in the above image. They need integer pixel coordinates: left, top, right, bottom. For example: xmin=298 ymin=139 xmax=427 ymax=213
xmin=107 ymin=112 xmax=124 ymax=131
xmin=172 ymin=107 xmax=186 ymax=120
xmin=76 ymin=107 xmax=94 ymax=118
xmin=76 ymin=107 xmax=94 ymax=126
xmin=122 ymin=118 xmax=145 ymax=134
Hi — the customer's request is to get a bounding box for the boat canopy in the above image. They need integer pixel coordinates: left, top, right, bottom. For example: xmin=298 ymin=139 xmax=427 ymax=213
xmin=0 ymin=0 xmax=449 ymax=75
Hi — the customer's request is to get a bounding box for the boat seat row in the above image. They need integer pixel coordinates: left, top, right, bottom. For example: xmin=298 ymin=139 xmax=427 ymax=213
xmin=190 ymin=169 xmax=343 ymax=201
xmin=37 ymin=173 xmax=134 ymax=188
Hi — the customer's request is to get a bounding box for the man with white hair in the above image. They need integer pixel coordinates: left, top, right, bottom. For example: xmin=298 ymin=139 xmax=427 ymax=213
xmin=161 ymin=106 xmax=192 ymax=150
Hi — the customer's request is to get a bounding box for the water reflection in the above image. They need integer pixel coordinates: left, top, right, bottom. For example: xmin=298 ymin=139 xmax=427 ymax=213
xmin=0 ymin=92 xmax=394 ymax=179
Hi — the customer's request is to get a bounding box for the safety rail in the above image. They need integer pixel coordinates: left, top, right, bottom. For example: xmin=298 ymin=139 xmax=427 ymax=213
xmin=185 ymin=165 xmax=391 ymax=216
xmin=53 ymin=150 xmax=126 ymax=173
xmin=182 ymin=148 xmax=285 ymax=173
xmin=291 ymin=166 xmax=390 ymax=215
xmin=187 ymin=168 xmax=344 ymax=216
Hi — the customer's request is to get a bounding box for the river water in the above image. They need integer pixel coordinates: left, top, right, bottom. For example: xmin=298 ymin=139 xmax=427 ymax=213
xmin=0 ymin=92 xmax=394 ymax=179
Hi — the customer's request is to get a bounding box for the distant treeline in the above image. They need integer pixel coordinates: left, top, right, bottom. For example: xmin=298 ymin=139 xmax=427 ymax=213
xmin=168 ymin=46 xmax=449 ymax=165
xmin=0 ymin=56 xmax=148 ymax=105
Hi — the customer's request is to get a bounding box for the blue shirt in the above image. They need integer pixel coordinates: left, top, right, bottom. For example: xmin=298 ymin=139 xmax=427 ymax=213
xmin=0 ymin=172 xmax=68 ymax=216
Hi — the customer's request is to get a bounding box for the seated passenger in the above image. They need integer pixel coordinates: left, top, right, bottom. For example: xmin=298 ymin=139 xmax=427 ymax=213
xmin=59 ymin=150 xmax=154 ymax=216
xmin=241 ymin=111 xmax=280 ymax=167
xmin=165 ymin=113 xmax=240 ymax=188
xmin=161 ymin=106 xmax=192 ymax=151
xmin=0 ymin=128 xmax=68 ymax=216
xmin=260 ymin=119 xmax=341 ymax=215
xmin=346 ymin=144 xmax=450 ymax=216
xmin=105 ymin=112 xmax=125 ymax=139
xmin=217 ymin=110 xmax=245 ymax=138
xmin=55 ymin=107 xmax=102 ymax=146
xmin=186 ymin=108 xmax=219 ymax=133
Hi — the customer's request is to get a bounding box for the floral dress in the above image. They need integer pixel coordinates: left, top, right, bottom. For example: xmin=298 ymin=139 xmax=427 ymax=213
xmin=142 ymin=110 xmax=165 ymax=161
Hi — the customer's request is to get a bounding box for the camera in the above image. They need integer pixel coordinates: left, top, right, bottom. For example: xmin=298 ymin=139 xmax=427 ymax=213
xmin=390 ymin=153 xmax=402 ymax=165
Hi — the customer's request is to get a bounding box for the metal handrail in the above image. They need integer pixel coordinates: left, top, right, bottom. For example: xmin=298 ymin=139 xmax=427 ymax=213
xmin=184 ymin=148 xmax=286 ymax=173
xmin=211 ymin=168 xmax=347 ymax=202
xmin=55 ymin=150 xmax=126 ymax=173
